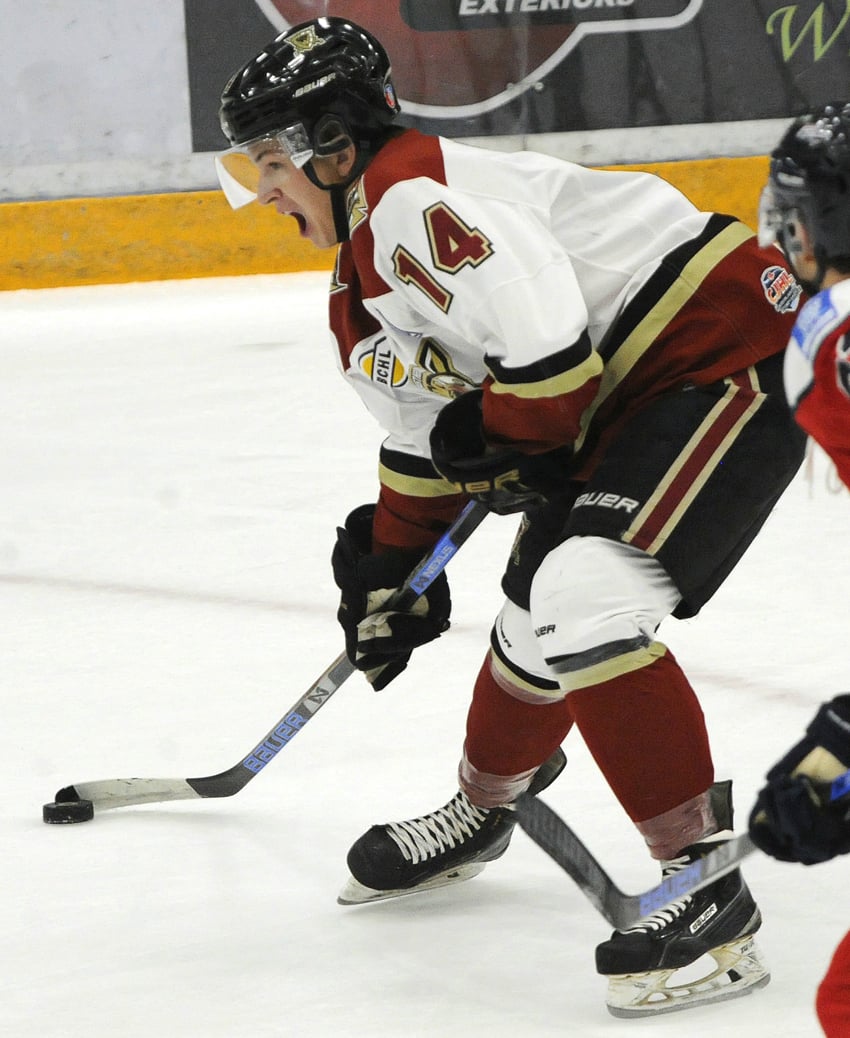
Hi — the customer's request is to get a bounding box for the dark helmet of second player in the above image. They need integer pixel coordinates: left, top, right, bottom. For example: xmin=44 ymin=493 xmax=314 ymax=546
xmin=219 ymin=17 xmax=400 ymax=166
xmin=760 ymin=101 xmax=850 ymax=274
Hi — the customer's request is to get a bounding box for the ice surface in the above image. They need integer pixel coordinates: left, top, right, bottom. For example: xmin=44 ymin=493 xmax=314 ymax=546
xmin=2 ymin=273 xmax=847 ymax=1037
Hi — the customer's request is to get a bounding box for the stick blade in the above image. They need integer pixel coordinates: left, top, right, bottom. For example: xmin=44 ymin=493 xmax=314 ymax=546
xmin=51 ymin=777 xmax=200 ymax=811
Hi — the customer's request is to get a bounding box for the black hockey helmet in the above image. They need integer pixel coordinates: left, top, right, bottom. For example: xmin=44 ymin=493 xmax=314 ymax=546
xmin=759 ymin=101 xmax=850 ymax=267
xmin=219 ymin=17 xmax=400 ymax=161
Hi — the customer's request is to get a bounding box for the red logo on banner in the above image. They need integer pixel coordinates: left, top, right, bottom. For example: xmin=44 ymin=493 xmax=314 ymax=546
xmin=255 ymin=1 xmax=703 ymax=117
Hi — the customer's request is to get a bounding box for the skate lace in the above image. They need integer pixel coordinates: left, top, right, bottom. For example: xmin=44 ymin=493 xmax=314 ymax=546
xmin=385 ymin=792 xmax=491 ymax=864
xmin=623 ymin=853 xmax=694 ymax=934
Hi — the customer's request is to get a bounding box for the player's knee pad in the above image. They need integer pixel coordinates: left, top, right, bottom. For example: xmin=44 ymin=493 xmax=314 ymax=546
xmin=529 ymin=535 xmax=681 ymax=691
xmin=489 ymin=599 xmax=564 ymax=703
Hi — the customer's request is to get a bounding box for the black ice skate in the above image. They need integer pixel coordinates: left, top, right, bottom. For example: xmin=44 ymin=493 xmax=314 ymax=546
xmin=595 ymin=840 xmax=769 ymax=1017
xmin=337 ymin=747 xmax=567 ymax=905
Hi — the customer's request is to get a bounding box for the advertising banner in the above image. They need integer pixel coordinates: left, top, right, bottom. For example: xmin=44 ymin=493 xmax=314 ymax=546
xmin=185 ymin=0 xmax=850 ymax=152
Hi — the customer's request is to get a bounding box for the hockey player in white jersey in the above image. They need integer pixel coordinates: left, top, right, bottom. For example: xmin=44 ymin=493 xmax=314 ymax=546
xmin=216 ymin=17 xmax=807 ymax=1017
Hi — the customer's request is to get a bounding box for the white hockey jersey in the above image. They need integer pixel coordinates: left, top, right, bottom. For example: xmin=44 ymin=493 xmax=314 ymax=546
xmin=328 ymin=130 xmax=801 ymax=552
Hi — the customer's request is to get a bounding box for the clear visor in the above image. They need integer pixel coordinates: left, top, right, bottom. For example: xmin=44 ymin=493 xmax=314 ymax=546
xmin=757 ymin=183 xmax=798 ymax=249
xmin=214 ymin=124 xmax=313 ymax=209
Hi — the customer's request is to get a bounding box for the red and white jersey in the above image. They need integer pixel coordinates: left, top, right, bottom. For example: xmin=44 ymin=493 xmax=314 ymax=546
xmin=817 ymin=928 xmax=850 ymax=1037
xmin=784 ymin=280 xmax=850 ymax=490
xmin=329 ymin=130 xmax=802 ymax=552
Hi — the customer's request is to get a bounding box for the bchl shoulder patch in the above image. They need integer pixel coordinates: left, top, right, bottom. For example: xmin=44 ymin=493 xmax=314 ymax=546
xmin=357 ymin=339 xmax=408 ymax=388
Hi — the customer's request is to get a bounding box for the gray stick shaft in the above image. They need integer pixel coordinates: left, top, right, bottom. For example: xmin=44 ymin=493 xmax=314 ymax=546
xmin=516 ymin=769 xmax=850 ymax=928
xmin=55 ymin=501 xmax=489 ymax=813
xmin=514 ymin=794 xmax=755 ymax=929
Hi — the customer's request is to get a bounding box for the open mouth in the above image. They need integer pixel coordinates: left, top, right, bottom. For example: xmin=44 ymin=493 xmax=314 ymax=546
xmin=287 ymin=211 xmax=307 ymax=236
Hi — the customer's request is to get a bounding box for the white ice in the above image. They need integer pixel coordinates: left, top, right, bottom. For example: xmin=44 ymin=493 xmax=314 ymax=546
xmin=2 ymin=272 xmax=848 ymax=1038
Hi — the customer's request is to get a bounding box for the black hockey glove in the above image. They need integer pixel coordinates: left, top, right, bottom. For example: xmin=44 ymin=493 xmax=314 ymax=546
xmin=429 ymin=390 xmax=570 ymax=516
xmin=749 ymin=694 xmax=850 ymax=865
xmin=331 ymin=504 xmax=451 ymax=691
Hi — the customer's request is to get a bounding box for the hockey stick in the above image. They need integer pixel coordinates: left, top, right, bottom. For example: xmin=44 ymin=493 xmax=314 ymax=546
xmin=48 ymin=500 xmax=489 ymax=816
xmin=514 ymin=768 xmax=850 ymax=929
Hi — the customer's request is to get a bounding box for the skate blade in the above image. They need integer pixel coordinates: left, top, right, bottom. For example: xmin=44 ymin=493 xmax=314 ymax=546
xmin=337 ymin=863 xmax=486 ymax=905
xmin=605 ymin=934 xmax=770 ymax=1018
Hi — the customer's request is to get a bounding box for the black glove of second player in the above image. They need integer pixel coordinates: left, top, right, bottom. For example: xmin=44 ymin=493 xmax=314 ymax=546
xmin=429 ymin=389 xmax=570 ymax=516
xmin=749 ymin=694 xmax=850 ymax=865
xmin=331 ymin=504 xmax=451 ymax=691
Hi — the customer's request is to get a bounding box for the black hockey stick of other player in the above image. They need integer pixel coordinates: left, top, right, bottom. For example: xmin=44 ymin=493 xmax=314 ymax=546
xmin=49 ymin=500 xmax=489 ymax=816
xmin=514 ymin=769 xmax=850 ymax=930
xmin=513 ymin=794 xmax=753 ymax=929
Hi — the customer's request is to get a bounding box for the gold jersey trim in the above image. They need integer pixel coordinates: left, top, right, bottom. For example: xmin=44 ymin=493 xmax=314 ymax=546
xmin=574 ymin=221 xmax=755 ymax=452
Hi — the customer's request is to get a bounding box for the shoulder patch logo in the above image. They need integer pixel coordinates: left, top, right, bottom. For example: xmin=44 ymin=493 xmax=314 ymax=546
xmin=357 ymin=336 xmax=408 ymax=388
xmin=761 ymin=265 xmax=802 ymax=314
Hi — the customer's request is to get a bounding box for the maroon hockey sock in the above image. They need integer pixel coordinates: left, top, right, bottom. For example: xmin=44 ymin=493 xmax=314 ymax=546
xmin=463 ymin=650 xmax=575 ymax=778
xmin=567 ymin=650 xmax=714 ymax=824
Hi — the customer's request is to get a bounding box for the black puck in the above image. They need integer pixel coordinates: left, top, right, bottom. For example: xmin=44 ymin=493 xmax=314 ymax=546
xmin=43 ymin=799 xmax=95 ymax=824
